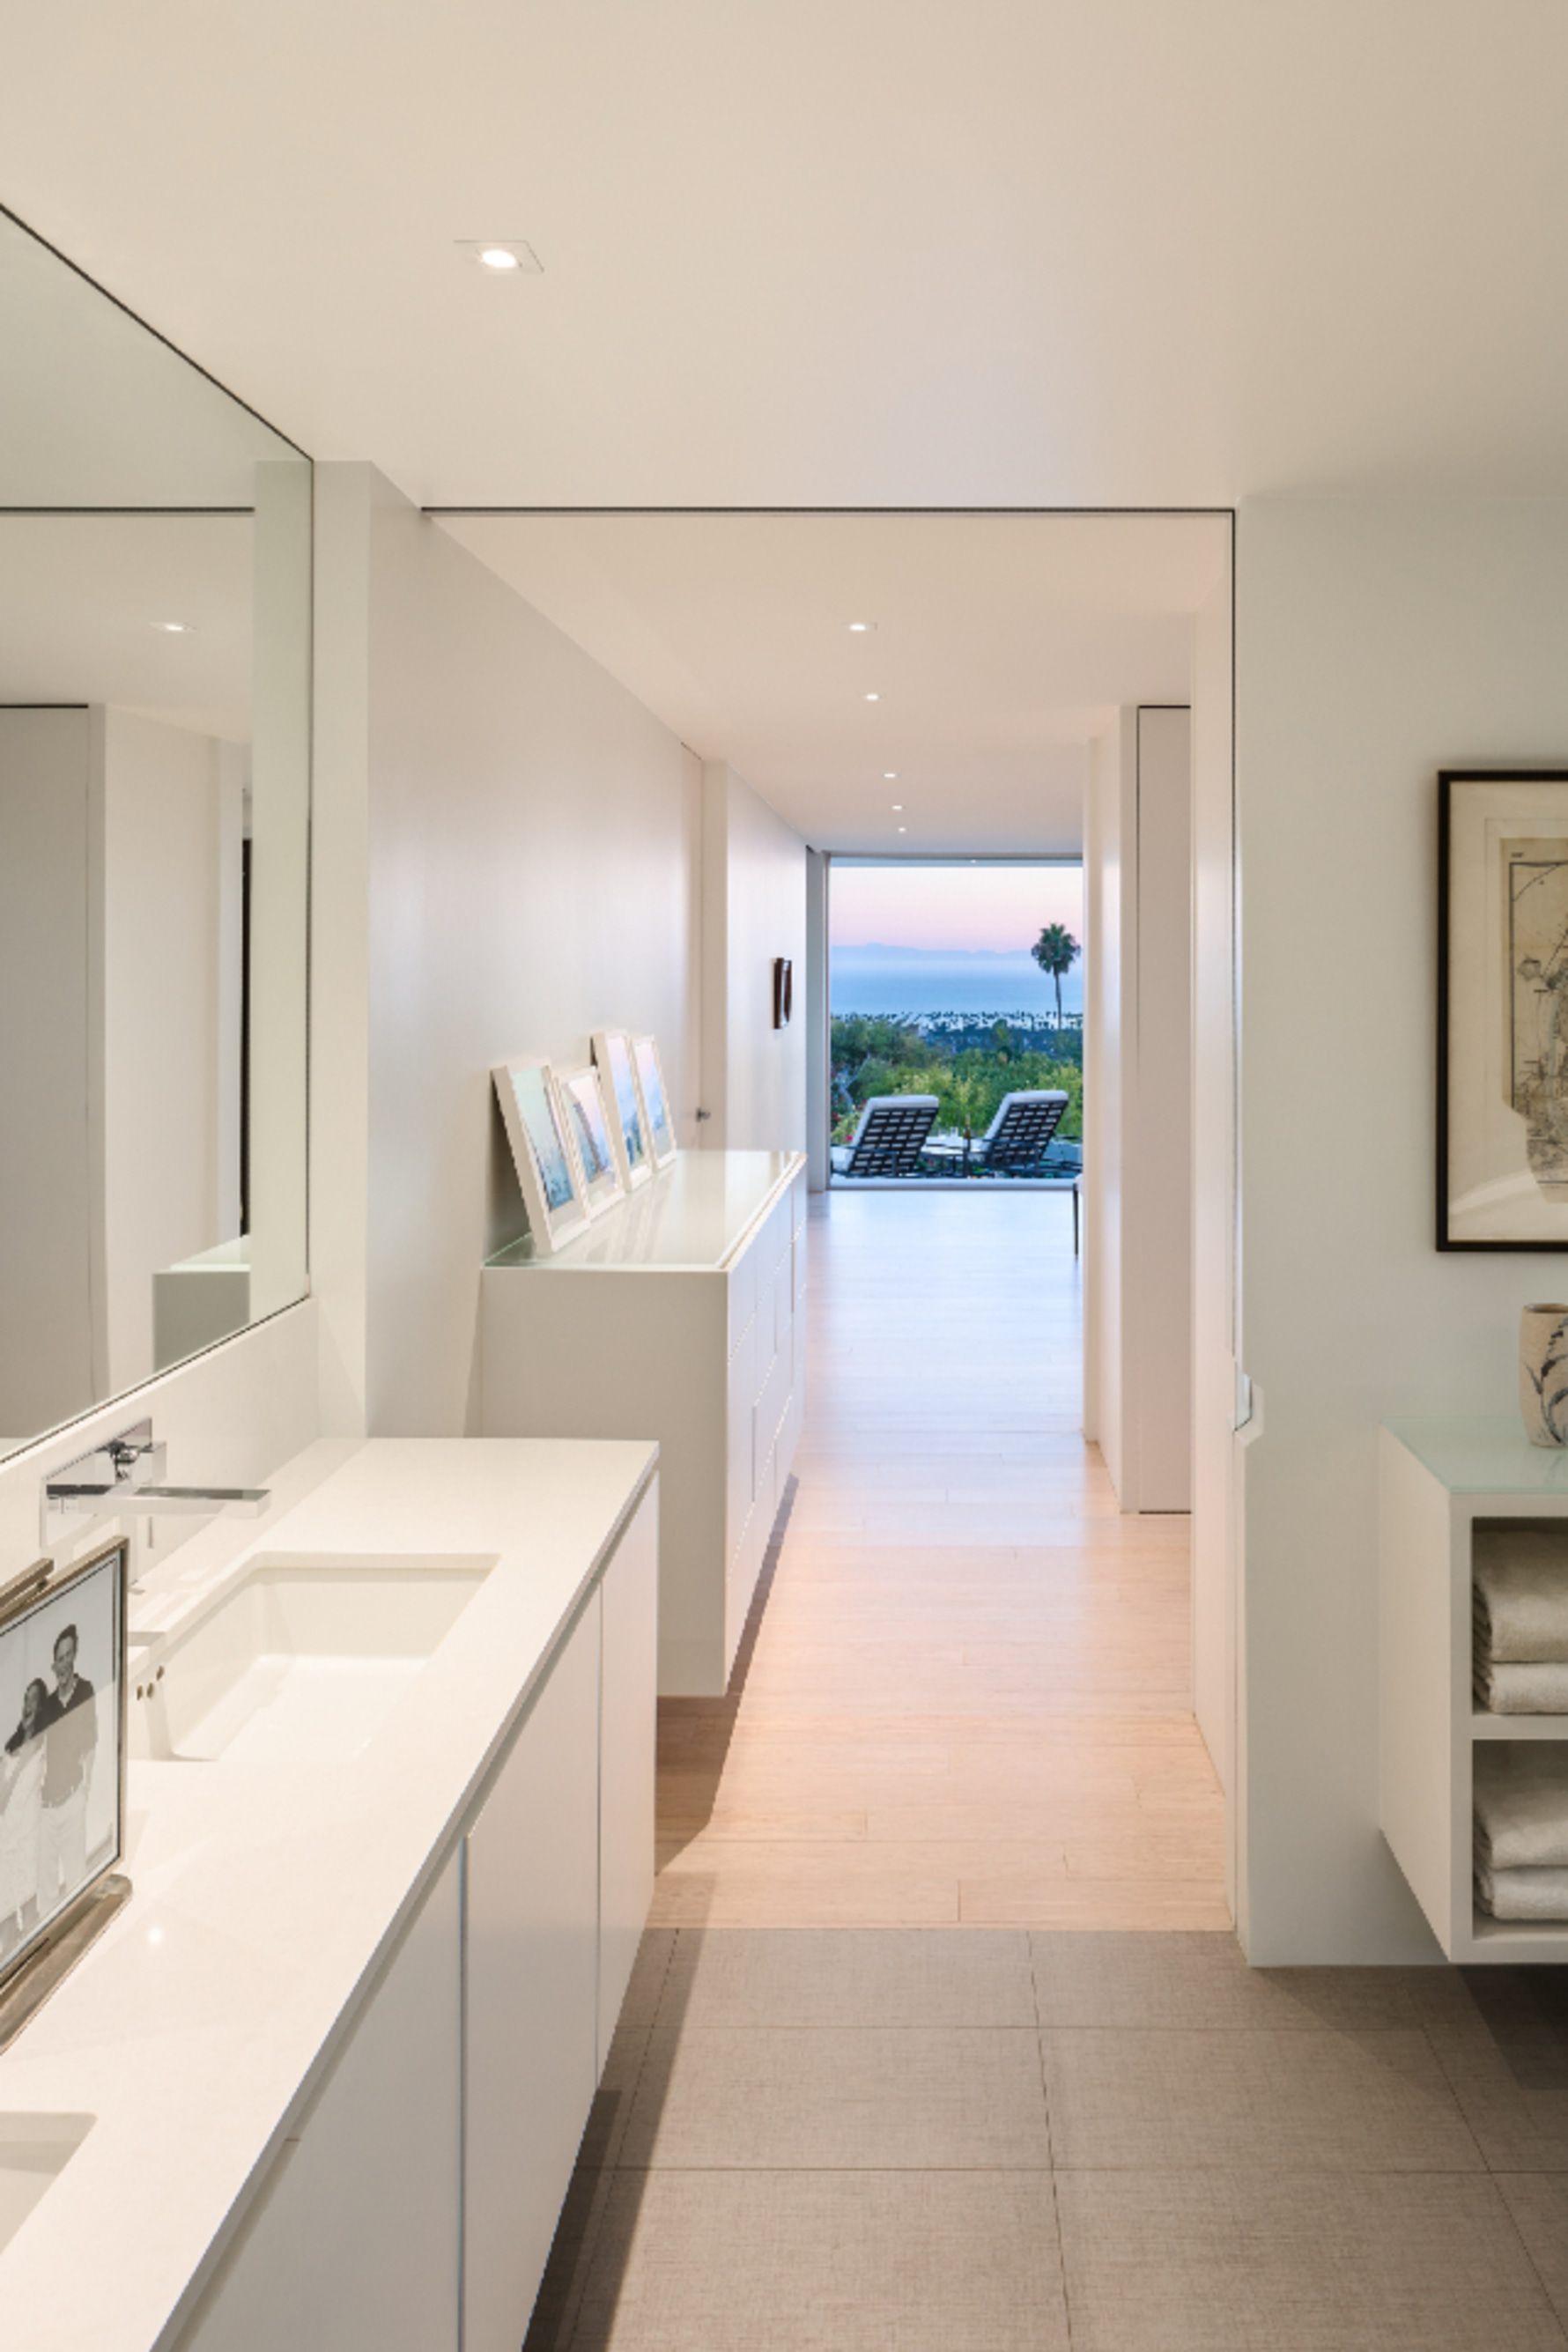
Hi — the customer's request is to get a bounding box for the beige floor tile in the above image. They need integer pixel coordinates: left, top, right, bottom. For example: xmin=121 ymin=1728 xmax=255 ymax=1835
xmin=568 ymin=2171 xmax=1069 ymax=2352
xmin=656 ymin=1927 xmax=1036 ymax=2031
xmin=1030 ymin=1932 xmax=1426 ymax=2031
xmin=1498 ymin=2174 xmax=1568 ymax=2325
xmin=621 ymin=2026 xmax=1052 ymax=2169
xmin=1041 ymin=2027 xmax=1483 ymax=2171
xmin=1424 ymin=1972 xmax=1568 ymax=2170
xmin=1055 ymin=2170 xmax=1566 ymax=2351
xmin=617 ymin=1930 xmax=677 ymax=2032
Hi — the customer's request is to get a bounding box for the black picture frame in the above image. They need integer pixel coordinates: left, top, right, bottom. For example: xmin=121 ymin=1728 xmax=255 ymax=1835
xmin=1439 ymin=767 xmax=1568 ymax=1250
xmin=773 ymin=957 xmax=794 ymax=1030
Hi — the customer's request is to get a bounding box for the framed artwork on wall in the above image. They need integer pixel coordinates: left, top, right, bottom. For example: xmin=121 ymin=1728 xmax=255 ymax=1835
xmin=1439 ymin=769 xmax=1568 ymax=1249
xmin=773 ymin=957 xmax=794 ymax=1028
xmin=492 ymin=1059 xmax=591 ymax=1254
xmin=631 ymin=1033 xmax=677 ymax=1169
xmin=558 ymin=1065 xmax=625 ymax=1219
xmin=592 ymin=1030 xmax=651 ymax=1191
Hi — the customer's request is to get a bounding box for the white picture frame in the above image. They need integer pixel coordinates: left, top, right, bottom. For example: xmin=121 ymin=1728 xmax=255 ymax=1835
xmin=492 ymin=1059 xmax=592 ymax=1254
xmin=558 ymin=1065 xmax=625 ymax=1219
xmin=631 ymin=1032 xmax=677 ymax=1169
xmin=592 ymin=1030 xmax=652 ymax=1192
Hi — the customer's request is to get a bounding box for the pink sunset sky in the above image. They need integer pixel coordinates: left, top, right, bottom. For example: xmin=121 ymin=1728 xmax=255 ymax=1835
xmin=831 ymin=861 xmax=1084 ymax=954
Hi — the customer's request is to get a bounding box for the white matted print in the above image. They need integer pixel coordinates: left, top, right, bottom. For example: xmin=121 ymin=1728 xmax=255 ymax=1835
xmin=0 ymin=1541 xmax=125 ymax=1980
xmin=632 ymin=1033 xmax=677 ymax=1168
xmin=592 ymin=1030 xmax=651 ymax=1191
xmin=558 ymin=1065 xmax=625 ymax=1218
xmin=493 ymin=1060 xmax=591 ymax=1254
xmin=1441 ymin=770 xmax=1568 ymax=1247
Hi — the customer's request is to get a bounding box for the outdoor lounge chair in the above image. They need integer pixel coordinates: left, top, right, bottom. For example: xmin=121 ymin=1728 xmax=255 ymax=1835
xmin=968 ymin=1087 xmax=1069 ymax=1173
xmin=832 ymin=1093 xmax=941 ymax=1178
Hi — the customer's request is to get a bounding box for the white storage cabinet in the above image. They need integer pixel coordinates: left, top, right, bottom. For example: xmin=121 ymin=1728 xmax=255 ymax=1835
xmin=481 ymin=1150 xmax=808 ymax=1695
xmin=1380 ymin=1417 xmax=1568 ymax=1962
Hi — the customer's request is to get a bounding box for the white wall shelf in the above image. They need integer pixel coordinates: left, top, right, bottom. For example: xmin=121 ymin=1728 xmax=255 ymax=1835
xmin=482 ymin=1150 xmax=808 ymax=1696
xmin=1380 ymin=1417 xmax=1568 ymax=1963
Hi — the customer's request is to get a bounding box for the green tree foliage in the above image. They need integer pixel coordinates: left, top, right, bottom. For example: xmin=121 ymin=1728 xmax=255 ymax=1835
xmin=830 ymin=1016 xmax=1081 ymax=1148
xmin=1030 ymin=922 xmax=1081 ymax=1027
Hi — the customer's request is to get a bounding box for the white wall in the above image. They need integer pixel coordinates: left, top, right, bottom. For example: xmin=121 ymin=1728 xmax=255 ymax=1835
xmin=101 ymin=707 xmax=240 ymax=1394
xmin=1237 ymin=495 xmax=1568 ymax=1963
xmin=1084 ymin=706 xmax=1193 ymax=1512
xmin=1190 ymin=565 xmax=1239 ymax=1845
xmin=313 ymin=466 xmax=703 ymax=1440
xmin=0 ymin=708 xmax=98 ymax=1438
xmin=699 ymin=761 xmax=808 ymax=1153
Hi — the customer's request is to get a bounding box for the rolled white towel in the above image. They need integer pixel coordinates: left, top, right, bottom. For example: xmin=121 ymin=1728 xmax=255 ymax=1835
xmin=1476 ymin=1860 xmax=1568 ymax=1921
xmin=1475 ymin=1658 xmax=1568 ymax=1714
xmin=1474 ymin=1527 xmax=1568 ymax=1663
xmin=1475 ymin=1743 xmax=1568 ymax=1868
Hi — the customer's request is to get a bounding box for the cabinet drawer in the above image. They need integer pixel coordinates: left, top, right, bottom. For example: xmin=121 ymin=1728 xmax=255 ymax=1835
xmin=727 ymin=1319 xmax=757 ymax=1557
xmin=463 ymin=1600 xmax=600 ymax=2352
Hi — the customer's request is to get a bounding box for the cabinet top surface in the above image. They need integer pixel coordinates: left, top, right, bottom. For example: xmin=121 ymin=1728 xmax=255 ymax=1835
xmin=1386 ymin=1415 xmax=1568 ymax=1497
xmin=489 ymin=1148 xmax=805 ymax=1273
xmin=0 ymin=1435 xmax=658 ymax=2352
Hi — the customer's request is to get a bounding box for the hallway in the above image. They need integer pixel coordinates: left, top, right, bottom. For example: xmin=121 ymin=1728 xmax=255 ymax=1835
xmin=654 ymin=1185 xmax=1227 ymax=1929
xmin=527 ymin=1194 xmax=1568 ymax=2350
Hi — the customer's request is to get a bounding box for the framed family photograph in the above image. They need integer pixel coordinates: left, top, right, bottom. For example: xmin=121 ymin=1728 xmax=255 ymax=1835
xmin=558 ymin=1065 xmax=625 ymax=1219
xmin=592 ymin=1030 xmax=652 ymax=1192
xmin=492 ymin=1059 xmax=591 ymax=1254
xmin=1439 ymin=769 xmax=1568 ymax=1249
xmin=0 ymin=1539 xmax=128 ymax=2001
xmin=631 ymin=1034 xmax=677 ymax=1169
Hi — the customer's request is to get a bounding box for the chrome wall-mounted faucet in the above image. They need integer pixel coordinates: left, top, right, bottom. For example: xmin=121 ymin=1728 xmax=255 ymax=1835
xmin=41 ymin=1416 xmax=270 ymax=1549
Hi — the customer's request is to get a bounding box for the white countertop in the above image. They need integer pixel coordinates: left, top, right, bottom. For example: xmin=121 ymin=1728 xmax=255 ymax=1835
xmin=1386 ymin=1416 xmax=1568 ymax=1497
xmin=488 ymin=1149 xmax=804 ymax=1273
xmin=0 ymin=1435 xmax=658 ymax=2352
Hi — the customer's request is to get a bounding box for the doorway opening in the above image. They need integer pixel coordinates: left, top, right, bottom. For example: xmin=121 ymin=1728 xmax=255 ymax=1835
xmin=829 ymin=855 xmax=1084 ymax=1195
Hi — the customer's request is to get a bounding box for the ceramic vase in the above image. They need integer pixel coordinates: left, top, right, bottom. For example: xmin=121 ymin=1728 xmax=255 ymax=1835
xmin=1520 ymin=1305 xmax=1568 ymax=1446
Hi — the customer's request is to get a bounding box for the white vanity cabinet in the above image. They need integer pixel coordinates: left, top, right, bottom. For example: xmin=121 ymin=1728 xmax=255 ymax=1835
xmin=463 ymin=1586 xmax=600 ymax=2351
xmin=172 ymin=1468 xmax=660 ymax=2352
xmin=481 ymin=1150 xmax=808 ymax=1695
xmin=173 ymin=1854 xmax=464 ymax=2352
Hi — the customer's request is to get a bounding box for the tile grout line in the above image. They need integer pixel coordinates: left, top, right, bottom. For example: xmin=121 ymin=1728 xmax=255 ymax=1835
xmin=1027 ymin=1937 xmax=1077 ymax=2352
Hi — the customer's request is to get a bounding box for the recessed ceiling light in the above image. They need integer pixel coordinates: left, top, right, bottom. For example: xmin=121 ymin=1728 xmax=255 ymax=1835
xmin=847 ymin=620 xmax=873 ymax=632
xmin=864 ymin=692 xmax=880 ymax=702
xmin=883 ymin=771 xmax=899 ymax=780
xmin=459 ymin=239 xmax=544 ymax=275
xmin=898 ymin=825 xmax=907 ymax=833
xmin=154 ymin=620 xmax=191 ymax=633
xmin=891 ymin=802 xmax=903 ymax=811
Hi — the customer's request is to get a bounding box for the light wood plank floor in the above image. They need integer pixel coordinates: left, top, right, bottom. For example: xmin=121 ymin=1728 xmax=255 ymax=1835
xmin=653 ymin=1187 xmax=1230 ymax=1929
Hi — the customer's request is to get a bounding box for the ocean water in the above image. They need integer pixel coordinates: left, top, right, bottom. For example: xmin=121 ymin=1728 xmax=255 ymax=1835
xmin=831 ymin=944 xmax=1083 ymax=1023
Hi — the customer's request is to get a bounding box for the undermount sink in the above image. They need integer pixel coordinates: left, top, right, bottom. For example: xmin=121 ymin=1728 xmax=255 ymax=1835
xmin=131 ymin=1558 xmax=491 ymax=1764
xmin=0 ymin=2116 xmax=92 ymax=2256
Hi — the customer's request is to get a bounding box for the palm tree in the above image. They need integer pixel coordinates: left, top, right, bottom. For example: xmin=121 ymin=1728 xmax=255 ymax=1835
xmin=1031 ymin=922 xmax=1080 ymax=1028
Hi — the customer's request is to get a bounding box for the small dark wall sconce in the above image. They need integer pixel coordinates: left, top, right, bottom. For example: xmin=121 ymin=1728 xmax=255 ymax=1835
xmin=773 ymin=957 xmax=794 ymax=1029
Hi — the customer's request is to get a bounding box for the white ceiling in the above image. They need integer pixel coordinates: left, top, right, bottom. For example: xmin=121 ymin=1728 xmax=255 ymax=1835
xmin=0 ymin=213 xmax=296 ymax=507
xmin=0 ymin=515 xmax=254 ymax=740
xmin=442 ymin=512 xmax=1224 ymax=851
xmin=1 ymin=4 xmax=1566 ymax=507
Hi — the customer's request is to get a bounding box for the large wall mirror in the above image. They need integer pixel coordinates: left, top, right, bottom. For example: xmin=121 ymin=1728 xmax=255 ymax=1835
xmin=0 ymin=211 xmax=310 ymax=1458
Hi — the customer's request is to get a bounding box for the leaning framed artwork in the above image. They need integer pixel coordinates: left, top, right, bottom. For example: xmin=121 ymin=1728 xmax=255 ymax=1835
xmin=1439 ymin=770 xmax=1568 ymax=1249
xmin=631 ymin=1034 xmax=677 ymax=1169
xmin=558 ymin=1065 xmax=625 ymax=1219
xmin=492 ymin=1059 xmax=592 ymax=1254
xmin=592 ymin=1031 xmax=652 ymax=1191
